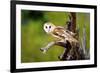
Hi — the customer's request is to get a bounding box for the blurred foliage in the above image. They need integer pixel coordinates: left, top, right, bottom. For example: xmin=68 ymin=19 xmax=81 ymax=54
xmin=21 ymin=10 xmax=90 ymax=63
xmin=21 ymin=10 xmax=46 ymax=25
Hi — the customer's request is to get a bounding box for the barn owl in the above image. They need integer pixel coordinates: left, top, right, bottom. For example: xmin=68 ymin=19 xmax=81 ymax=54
xmin=43 ymin=22 xmax=78 ymax=43
xmin=40 ymin=22 xmax=79 ymax=54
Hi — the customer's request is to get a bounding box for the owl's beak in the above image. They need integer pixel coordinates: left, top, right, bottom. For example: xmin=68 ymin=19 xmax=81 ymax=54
xmin=48 ymin=28 xmax=51 ymax=33
xmin=48 ymin=29 xmax=50 ymax=32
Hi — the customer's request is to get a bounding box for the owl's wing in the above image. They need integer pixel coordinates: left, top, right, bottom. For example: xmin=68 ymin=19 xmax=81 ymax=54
xmin=66 ymin=30 xmax=76 ymax=37
xmin=52 ymin=26 xmax=78 ymax=43
xmin=52 ymin=26 xmax=68 ymax=39
xmin=57 ymin=26 xmax=76 ymax=36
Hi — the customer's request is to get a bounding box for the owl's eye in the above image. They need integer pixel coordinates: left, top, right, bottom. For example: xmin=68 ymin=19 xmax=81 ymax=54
xmin=45 ymin=26 xmax=47 ymax=29
xmin=49 ymin=26 xmax=51 ymax=28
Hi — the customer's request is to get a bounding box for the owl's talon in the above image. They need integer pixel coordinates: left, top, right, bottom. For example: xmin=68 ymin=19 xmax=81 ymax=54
xmin=40 ymin=48 xmax=47 ymax=54
xmin=40 ymin=48 xmax=43 ymax=51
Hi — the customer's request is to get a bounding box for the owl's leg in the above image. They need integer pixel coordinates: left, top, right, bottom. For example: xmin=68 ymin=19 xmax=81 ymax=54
xmin=40 ymin=42 xmax=55 ymax=53
xmin=40 ymin=39 xmax=64 ymax=53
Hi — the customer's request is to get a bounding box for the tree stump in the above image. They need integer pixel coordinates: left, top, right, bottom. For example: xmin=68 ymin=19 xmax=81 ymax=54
xmin=59 ymin=12 xmax=85 ymax=60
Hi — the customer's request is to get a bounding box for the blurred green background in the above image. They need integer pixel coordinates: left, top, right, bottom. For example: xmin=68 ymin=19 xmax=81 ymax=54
xmin=21 ymin=10 xmax=90 ymax=63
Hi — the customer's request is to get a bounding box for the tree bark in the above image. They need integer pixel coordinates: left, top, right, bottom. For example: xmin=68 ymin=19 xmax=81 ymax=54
xmin=70 ymin=12 xmax=76 ymax=33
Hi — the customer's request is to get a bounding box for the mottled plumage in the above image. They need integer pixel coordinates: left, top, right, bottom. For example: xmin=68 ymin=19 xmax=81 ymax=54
xmin=43 ymin=22 xmax=78 ymax=43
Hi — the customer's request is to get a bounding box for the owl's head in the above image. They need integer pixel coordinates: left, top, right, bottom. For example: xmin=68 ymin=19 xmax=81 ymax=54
xmin=43 ymin=22 xmax=56 ymax=34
